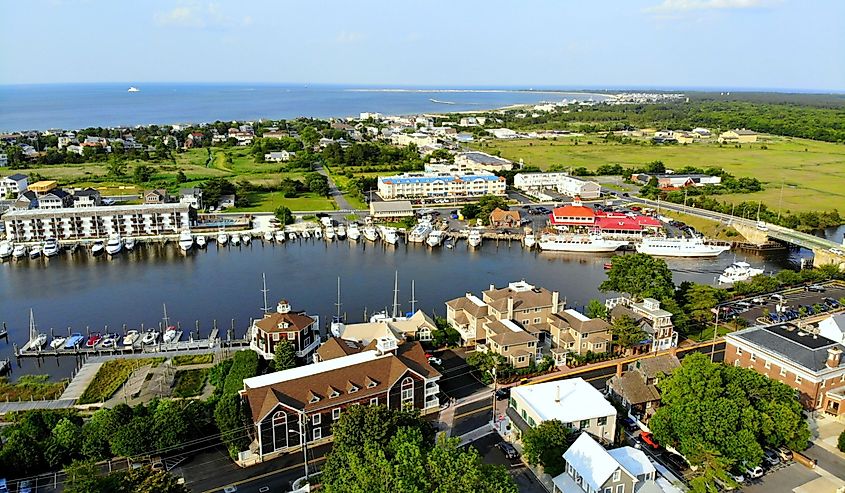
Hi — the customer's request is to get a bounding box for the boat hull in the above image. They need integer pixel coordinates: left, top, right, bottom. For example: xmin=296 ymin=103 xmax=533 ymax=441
xmin=635 ymin=245 xmax=730 ymax=257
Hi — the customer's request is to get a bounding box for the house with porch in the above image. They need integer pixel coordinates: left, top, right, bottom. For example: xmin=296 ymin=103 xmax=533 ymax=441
xmin=606 ymin=354 xmax=680 ymax=425
xmin=548 ymin=309 xmax=613 ymax=366
xmin=606 ymin=297 xmax=677 ymax=352
xmin=248 ymin=300 xmax=321 ymax=364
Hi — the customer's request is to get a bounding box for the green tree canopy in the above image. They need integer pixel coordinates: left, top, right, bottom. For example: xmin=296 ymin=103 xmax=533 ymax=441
xmin=274 ymin=205 xmax=294 ymax=226
xmin=599 ymin=253 xmax=675 ymax=301
xmin=585 ymin=299 xmax=608 ymax=319
xmin=521 ymin=419 xmax=572 ymax=476
xmin=273 ymin=339 xmax=297 ymax=371
xmin=610 ymin=314 xmax=649 ymax=350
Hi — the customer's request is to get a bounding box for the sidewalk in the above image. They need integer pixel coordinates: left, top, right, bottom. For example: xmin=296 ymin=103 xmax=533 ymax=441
xmin=438 ymin=388 xmax=492 ymax=436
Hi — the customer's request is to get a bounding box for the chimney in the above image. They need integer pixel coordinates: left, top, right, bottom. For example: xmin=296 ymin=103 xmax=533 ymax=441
xmin=552 ymin=291 xmax=560 ymax=313
xmin=827 ymin=347 xmax=843 ymax=369
xmin=555 ymin=385 xmax=560 ymax=403
xmin=507 ymin=297 xmax=514 ymax=321
xmin=490 ymin=284 xmax=495 ymax=292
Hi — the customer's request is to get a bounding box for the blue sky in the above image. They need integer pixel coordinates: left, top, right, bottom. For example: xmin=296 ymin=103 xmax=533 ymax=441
xmin=1 ymin=0 xmax=843 ymax=91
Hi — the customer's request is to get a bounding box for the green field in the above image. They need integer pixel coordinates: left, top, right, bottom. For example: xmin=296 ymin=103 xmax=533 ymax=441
xmin=228 ymin=191 xmax=335 ymax=212
xmin=0 ymin=375 xmax=68 ymax=401
xmin=171 ymin=354 xmax=214 ymax=366
xmin=78 ymin=358 xmax=164 ymax=404
xmin=172 ymin=368 xmax=209 ymax=398
xmin=475 ymin=136 xmax=845 ymax=213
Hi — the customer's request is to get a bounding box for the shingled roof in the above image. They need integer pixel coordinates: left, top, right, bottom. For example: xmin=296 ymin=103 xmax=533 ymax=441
xmin=254 ymin=310 xmax=316 ymax=334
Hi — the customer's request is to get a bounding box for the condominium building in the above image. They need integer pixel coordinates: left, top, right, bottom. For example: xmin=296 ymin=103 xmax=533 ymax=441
xmin=2 ymin=203 xmax=192 ymax=241
xmin=0 ymin=173 xmax=28 ymax=197
xmin=377 ymin=171 xmax=505 ymax=200
xmin=548 ymin=309 xmax=612 ymax=365
xmin=606 ymin=297 xmax=678 ymax=352
xmin=514 ymin=172 xmax=602 ymax=199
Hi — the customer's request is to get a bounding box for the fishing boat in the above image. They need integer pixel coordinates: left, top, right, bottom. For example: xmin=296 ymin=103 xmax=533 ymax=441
xmin=325 ymin=225 xmax=336 ymax=241
xmin=196 ymin=236 xmax=207 ymax=248
xmin=302 ymin=229 xmax=311 ymax=239
xmin=217 ymin=232 xmax=229 ymax=245
xmin=347 ymin=223 xmax=361 ymax=241
xmin=231 ymin=234 xmax=240 ymax=246
xmin=29 ymin=244 xmax=43 ymax=259
xmin=123 ymin=329 xmax=140 ymax=347
xmin=163 ymin=325 xmax=181 ymax=344
xmin=178 ymin=231 xmax=193 ymax=252
xmin=635 ymin=236 xmax=730 ymax=258
xmin=264 ymin=231 xmax=275 ymax=242
xmin=105 ymin=234 xmax=122 ymax=256
xmin=124 ymin=237 xmax=136 ymax=250
xmin=467 ymin=229 xmax=482 ymax=248
xmin=426 ymin=230 xmax=444 ymax=247
xmin=408 ymin=222 xmax=433 ymax=243
xmin=141 ymin=330 xmax=159 ymax=345
xmin=363 ymin=224 xmax=379 ymax=242
xmin=538 ymin=233 xmax=628 ymax=253
xmin=12 ymin=244 xmax=27 ymax=259
xmin=336 ymin=224 xmax=347 ymax=240
xmin=0 ymin=241 xmax=12 ymax=259
xmin=382 ymin=226 xmax=398 ymax=245
xmin=718 ymin=261 xmax=765 ymax=285
xmin=274 ymin=230 xmax=286 ymax=242
xmin=50 ymin=335 xmax=67 ymax=350
xmin=64 ymin=333 xmax=85 ymax=349
xmin=91 ymin=240 xmax=105 ymax=256
xmin=523 ymin=232 xmax=536 ymax=249
xmin=242 ymin=234 xmax=251 ymax=244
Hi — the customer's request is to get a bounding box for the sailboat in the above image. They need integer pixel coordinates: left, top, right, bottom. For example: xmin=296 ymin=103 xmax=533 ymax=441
xmin=369 ymin=271 xmax=409 ymax=323
xmin=26 ymin=309 xmax=48 ymax=351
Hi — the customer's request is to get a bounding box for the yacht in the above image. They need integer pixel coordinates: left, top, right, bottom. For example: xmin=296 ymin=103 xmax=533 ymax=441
xmin=408 ymin=222 xmax=433 ymax=243
xmin=43 ymin=238 xmax=60 ymax=257
xmin=382 ymin=226 xmax=398 ymax=245
xmin=50 ymin=335 xmax=67 ymax=350
xmin=124 ymin=237 xmax=136 ymax=250
xmin=635 ymin=236 xmax=731 ymax=257
xmin=91 ymin=240 xmax=105 ymax=256
xmin=426 ymin=230 xmax=444 ymax=247
xmin=325 ymin=225 xmax=336 ymax=241
xmin=29 ymin=245 xmax=43 ymax=259
xmin=178 ymin=231 xmax=194 ymax=252
xmin=127 ymin=86 xmax=140 ymax=92
xmin=313 ymin=228 xmax=322 ymax=240
xmin=242 ymin=234 xmax=251 ymax=245
xmin=123 ymin=330 xmax=140 ymax=347
xmin=141 ymin=330 xmax=160 ymax=345
xmin=64 ymin=333 xmax=85 ymax=349
xmin=523 ymin=232 xmax=536 ymax=249
xmin=217 ymin=232 xmax=229 ymax=245
xmin=264 ymin=231 xmax=275 ymax=242
xmin=231 ymin=234 xmax=240 ymax=246
xmin=105 ymin=235 xmax=122 ymax=256
xmin=12 ymin=244 xmax=27 ymax=259
xmin=163 ymin=325 xmax=181 ymax=344
xmin=336 ymin=224 xmax=347 ymax=240
xmin=347 ymin=223 xmax=361 ymax=241
xmin=538 ymin=233 xmax=628 ymax=253
xmin=467 ymin=229 xmax=482 ymax=248
xmin=363 ymin=224 xmax=379 ymax=242
xmin=718 ymin=261 xmax=765 ymax=285
xmin=196 ymin=236 xmax=207 ymax=248
xmin=274 ymin=230 xmax=286 ymax=242
xmin=1 ymin=241 xmax=13 ymax=259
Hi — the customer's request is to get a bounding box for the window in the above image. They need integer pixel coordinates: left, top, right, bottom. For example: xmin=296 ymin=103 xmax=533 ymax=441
xmin=535 ymin=307 xmax=541 ymax=313
xmin=795 ymin=375 xmax=802 ymax=384
xmin=750 ymin=353 xmax=756 ymax=362
xmin=309 ymin=394 xmax=320 ymax=403
xmin=401 ymin=377 xmax=414 ymax=409
xmin=518 ymin=356 xmax=525 ymax=363
xmin=313 ymin=428 xmax=322 ymax=441
xmin=332 ymin=408 xmax=341 ymax=420
xmin=370 ymin=397 xmax=378 ymax=405
xmin=605 ymin=488 xmax=612 ymax=493
xmin=736 ymin=347 xmax=742 ymax=355
xmin=568 ymin=464 xmax=574 ymax=476
xmin=734 ymin=360 xmax=740 ymax=367
xmin=616 ymin=485 xmax=624 ymax=493
xmin=504 ymin=345 xmax=509 ymax=352
xmin=580 ymin=419 xmax=590 ymax=429
xmin=523 ymin=320 xmax=530 ymax=325
xmin=780 ymin=367 xmax=787 ymax=377
xmin=273 ymin=332 xmax=280 ymax=341
xmin=312 ymin=413 xmax=321 ymax=425
xmin=272 ymin=411 xmax=288 ymax=451
xmin=764 ymin=360 xmax=771 ymax=369
xmin=597 ymin=416 xmax=607 ymax=426
xmin=367 ymin=379 xmax=378 ymax=388
xmin=349 ymin=386 xmax=358 ymax=394
xmin=613 ymin=470 xmax=621 ymax=482
xmin=329 ymin=390 xmax=340 ymax=398
xmin=595 ymin=343 xmax=603 ymax=350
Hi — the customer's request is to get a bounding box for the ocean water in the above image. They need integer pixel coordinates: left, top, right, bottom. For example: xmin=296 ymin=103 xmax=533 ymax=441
xmin=0 ymin=83 xmax=604 ymax=131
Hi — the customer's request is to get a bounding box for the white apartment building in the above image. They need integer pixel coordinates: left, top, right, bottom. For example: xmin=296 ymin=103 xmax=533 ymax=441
xmin=390 ymin=132 xmax=439 ymax=147
xmin=377 ymin=172 xmax=506 ymax=200
xmin=453 ymin=151 xmax=514 ymax=172
xmin=514 ymin=172 xmax=602 ymax=199
xmin=0 ymin=173 xmax=28 ymax=197
xmin=2 ymin=203 xmax=192 ymax=242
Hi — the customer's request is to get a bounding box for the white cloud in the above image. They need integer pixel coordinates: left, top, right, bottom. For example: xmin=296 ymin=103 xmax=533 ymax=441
xmin=154 ymin=1 xmax=253 ymax=29
xmin=646 ymin=0 xmax=779 ymax=13
xmin=336 ymin=31 xmax=365 ymax=45
xmin=154 ymin=6 xmax=205 ymax=28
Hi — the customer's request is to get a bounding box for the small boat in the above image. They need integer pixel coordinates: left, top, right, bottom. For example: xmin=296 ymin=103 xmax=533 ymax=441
xmin=336 ymin=224 xmax=347 ymax=240
xmin=196 ymin=236 xmax=207 ymax=248
xmin=123 ymin=329 xmax=140 ymax=347
xmin=382 ymin=227 xmax=398 ymax=246
xmin=523 ymin=233 xmax=536 ymax=249
xmin=264 ymin=231 xmax=274 ymax=242
xmin=178 ymin=231 xmax=194 ymax=252
xmin=91 ymin=240 xmax=105 ymax=256
xmin=347 ymin=223 xmax=360 ymax=241
xmin=105 ymin=235 xmax=122 ymax=256
xmin=124 ymin=237 xmax=136 ymax=250
xmin=12 ymin=244 xmax=27 ymax=259
xmin=64 ymin=333 xmax=85 ymax=349
xmin=242 ymin=234 xmax=251 ymax=244
xmin=163 ymin=326 xmax=181 ymax=344
xmin=289 ymin=232 xmax=297 ymax=241
xmin=275 ymin=230 xmax=286 ymax=242
xmin=426 ymin=230 xmax=444 ymax=248
xmin=313 ymin=228 xmax=322 ymax=239
xmin=363 ymin=220 xmax=379 ymax=242
xmin=604 ymin=262 xmax=613 ymax=270
xmin=467 ymin=229 xmax=482 ymax=249
xmin=325 ymin=226 xmax=336 ymax=240
xmin=85 ymin=332 xmax=103 ymax=348
xmin=0 ymin=241 xmax=12 ymax=259
xmin=141 ymin=330 xmax=159 ymax=345
xmin=100 ymin=333 xmax=120 ymax=348
xmin=50 ymin=335 xmax=67 ymax=350
xmin=302 ymin=229 xmax=311 ymax=239
xmin=30 ymin=333 xmax=47 ymax=351
xmin=29 ymin=245 xmax=43 ymax=259
xmin=231 ymin=234 xmax=240 ymax=246
xmin=127 ymin=86 xmax=140 ymax=92
xmin=217 ymin=232 xmax=229 ymax=245
xmin=408 ymin=222 xmax=433 ymax=243
xmin=445 ymin=238 xmax=454 ymax=249
xmin=718 ymin=261 xmax=765 ymax=285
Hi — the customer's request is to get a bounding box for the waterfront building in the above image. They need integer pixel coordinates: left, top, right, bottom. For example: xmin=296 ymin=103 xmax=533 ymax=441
xmin=369 ymin=200 xmax=414 ymax=220
xmin=725 ymin=323 xmax=845 ymax=416
xmin=0 ymin=173 xmax=28 ymax=197
xmin=72 ymin=188 xmax=102 ymax=208
xmin=390 ymin=132 xmax=438 ymax=147
xmin=248 ymin=300 xmax=321 ymax=364
xmin=28 ymin=180 xmax=58 ymax=195
xmin=606 ymin=354 xmax=680 ymax=425
xmin=548 ymin=199 xmax=662 ymax=238
xmin=489 ymin=207 xmax=520 ymax=228
xmin=327 ymin=310 xmax=437 ymax=348
xmin=453 ymin=151 xmax=513 ymax=172
xmin=377 ymin=171 xmax=505 ymax=201
xmin=241 ymin=339 xmax=440 ymax=461
xmin=507 ymin=378 xmax=617 ymax=444
xmin=513 ymin=172 xmax=601 ymax=199
xmin=606 ymin=297 xmax=678 ymax=352
xmin=179 ymin=187 xmax=203 ymax=210
xmin=2 ymin=203 xmax=192 ymax=241
xmin=548 ymin=309 xmax=612 ymax=365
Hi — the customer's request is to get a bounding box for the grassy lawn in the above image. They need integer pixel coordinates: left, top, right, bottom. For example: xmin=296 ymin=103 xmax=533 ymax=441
xmin=685 ymin=324 xmax=736 ymax=343
xmin=78 ymin=358 xmax=164 ymax=404
xmin=0 ymin=375 xmax=68 ymax=401
xmin=475 ymin=136 xmax=845 ymax=213
xmin=171 ymin=354 xmax=214 ymax=366
xmin=229 ymin=191 xmax=335 ymax=212
xmin=172 ymin=368 xmax=209 ymax=398
xmin=659 ymin=210 xmax=743 ymax=241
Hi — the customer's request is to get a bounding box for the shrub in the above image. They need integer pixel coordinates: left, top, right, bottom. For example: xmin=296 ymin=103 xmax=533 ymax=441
xmin=839 ymin=430 xmax=845 ymax=453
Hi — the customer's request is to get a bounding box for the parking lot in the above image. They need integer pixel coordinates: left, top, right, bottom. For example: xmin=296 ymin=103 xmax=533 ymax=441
xmin=718 ymin=281 xmax=845 ymax=327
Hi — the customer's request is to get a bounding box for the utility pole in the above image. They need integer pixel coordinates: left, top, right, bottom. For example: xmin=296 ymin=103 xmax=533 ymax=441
xmin=777 ymin=180 xmax=784 ymax=221
xmin=299 ymin=410 xmax=310 ymax=481
xmin=711 ymin=308 xmax=719 ymax=363
xmin=491 ymin=366 xmax=498 ymax=429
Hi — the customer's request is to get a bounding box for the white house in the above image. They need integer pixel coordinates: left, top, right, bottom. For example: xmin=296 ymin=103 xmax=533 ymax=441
xmin=0 ymin=173 xmax=28 ymax=197
xmin=179 ymin=187 xmax=203 ymax=209
xmin=453 ymin=151 xmax=513 ymax=172
xmin=514 ymin=172 xmax=602 ymax=199
xmin=264 ymin=150 xmax=296 ymax=162
xmin=0 ymin=153 xmax=8 ymax=167
xmin=488 ymin=128 xmax=519 ymax=139
xmin=377 ymin=172 xmax=506 ymax=200
xmin=390 ymin=132 xmax=438 ymax=148
xmin=819 ymin=314 xmax=845 ymax=344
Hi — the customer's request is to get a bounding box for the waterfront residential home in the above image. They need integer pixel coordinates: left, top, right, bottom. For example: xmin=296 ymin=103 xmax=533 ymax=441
xmin=553 ymin=433 xmax=664 ymax=493
xmin=482 ymin=280 xmax=562 ymax=339
xmin=179 ymin=187 xmax=203 ymax=210
xmin=445 ymin=292 xmax=490 ymax=346
xmin=482 ymin=319 xmax=538 ymax=368
xmin=12 ymin=190 xmax=38 ymax=210
xmin=314 ymin=337 xmax=370 ymax=362
xmin=72 ymin=188 xmax=102 ymax=208
xmin=218 ymin=194 xmax=236 ymax=209
xmin=144 ymin=189 xmax=170 ymax=204
xmin=240 ymin=339 xmax=440 ymax=462
xmin=548 ymin=309 xmax=612 ymax=366
xmin=725 ymin=323 xmax=845 ymax=415
xmin=606 ymin=297 xmax=677 ymax=352
xmin=606 ymin=354 xmax=680 ymax=425
xmin=489 ymin=207 xmax=520 ymax=229
xmin=507 ymin=378 xmax=617 ymax=444
xmin=0 ymin=173 xmax=28 ymax=198
xmin=37 ymin=189 xmax=72 ymax=209
xmin=249 ymin=300 xmax=321 ymax=364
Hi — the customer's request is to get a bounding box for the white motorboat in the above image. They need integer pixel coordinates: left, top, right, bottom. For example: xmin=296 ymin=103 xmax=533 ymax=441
xmin=50 ymin=335 xmax=67 ymax=350
xmin=127 ymin=86 xmax=140 ymax=92
xmin=163 ymin=326 xmax=181 ymax=344
xmin=0 ymin=241 xmax=13 ymax=259
xmin=445 ymin=238 xmax=454 ymax=249
xmin=178 ymin=231 xmax=194 ymax=252
xmin=426 ymin=230 xmax=444 ymax=247
xmin=29 ymin=245 xmax=43 ymax=259
xmin=123 ymin=329 xmax=140 ymax=347
xmin=124 ymin=237 xmax=135 ymax=250
xmin=12 ymin=244 xmax=27 ymax=259
xmin=325 ymin=225 xmax=336 ymax=241
xmin=242 ymin=234 xmax=251 ymax=244
xmin=289 ymin=232 xmax=297 ymax=241
xmin=313 ymin=228 xmax=322 ymax=239
xmin=302 ymin=229 xmax=311 ymax=239
xmin=217 ymin=232 xmax=229 ymax=245
xmin=718 ymin=261 xmax=765 ymax=285
xmin=538 ymin=233 xmax=628 ymax=253
xmin=64 ymin=333 xmax=84 ymax=349
xmin=30 ymin=333 xmax=47 ymax=350
xmin=382 ymin=226 xmax=398 ymax=245
xmin=467 ymin=229 xmax=482 ymax=248
xmin=231 ymin=234 xmax=240 ymax=246
xmin=275 ymin=230 xmax=286 ymax=242
xmin=141 ymin=330 xmax=159 ymax=345
xmin=336 ymin=224 xmax=347 ymax=240
xmin=264 ymin=231 xmax=275 ymax=242
xmin=635 ymin=236 xmax=730 ymax=257
xmin=363 ymin=225 xmax=379 ymax=242
xmin=91 ymin=240 xmax=105 ymax=255
xmin=196 ymin=236 xmax=207 ymax=248
xmin=408 ymin=222 xmax=433 ymax=243
xmin=105 ymin=235 xmax=122 ymax=256
xmin=347 ymin=223 xmax=361 ymax=241
xmin=100 ymin=333 xmax=120 ymax=348
xmin=43 ymin=238 xmax=60 ymax=257
xmin=523 ymin=233 xmax=536 ymax=249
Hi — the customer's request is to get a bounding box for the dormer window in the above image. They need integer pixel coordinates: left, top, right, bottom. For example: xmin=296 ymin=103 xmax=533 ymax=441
xmin=308 ymin=391 xmax=320 ymax=403
xmin=347 ymin=381 xmax=359 ymax=393
xmin=366 ymin=377 xmax=378 ymax=388
xmin=327 ymin=386 xmax=341 ymax=398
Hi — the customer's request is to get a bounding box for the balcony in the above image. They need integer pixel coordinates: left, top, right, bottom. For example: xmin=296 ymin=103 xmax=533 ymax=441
xmin=295 ymin=335 xmax=321 ymax=358
xmin=425 ymin=382 xmax=439 ymax=397
xmin=424 ymin=395 xmax=440 ymax=409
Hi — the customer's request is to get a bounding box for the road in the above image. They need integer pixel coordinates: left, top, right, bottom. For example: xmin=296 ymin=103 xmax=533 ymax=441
xmin=465 ymin=432 xmax=547 ymax=493
xmin=314 ymin=163 xmax=353 ymax=211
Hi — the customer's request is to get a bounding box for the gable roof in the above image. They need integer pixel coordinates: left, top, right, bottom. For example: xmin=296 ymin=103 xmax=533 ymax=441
xmin=315 ymin=337 xmax=367 ymax=361
xmin=608 ymin=372 xmax=661 ymax=405
xmin=563 ymin=433 xmax=627 ymax=491
xmin=446 ymin=295 xmax=489 ymax=318
xmin=254 ymin=310 xmax=316 ymax=334
xmin=490 ymin=207 xmax=519 ymax=222
xmin=608 ymin=446 xmax=655 ymax=478
xmin=551 ymin=309 xmax=611 ymax=335
xmin=633 ymin=354 xmax=681 ymax=378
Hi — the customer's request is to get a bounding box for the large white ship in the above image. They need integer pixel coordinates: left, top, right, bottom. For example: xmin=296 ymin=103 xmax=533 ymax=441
xmin=538 ymin=233 xmax=628 ymax=253
xmin=635 ymin=236 xmax=730 ymax=257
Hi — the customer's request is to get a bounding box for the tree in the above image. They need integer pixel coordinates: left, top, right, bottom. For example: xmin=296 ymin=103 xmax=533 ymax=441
xmin=610 ymin=314 xmax=648 ymax=351
xmin=838 ymin=430 xmax=845 ymax=453
xmin=273 ymin=339 xmax=297 ymax=371
xmin=175 ymin=170 xmax=187 ymax=183
xmin=201 ymin=177 xmax=235 ymax=208
xmin=680 ymin=283 xmax=728 ymax=324
xmin=585 ymin=299 xmax=607 ymax=319
xmin=106 ymin=155 xmax=127 ymax=178
xmin=460 ymin=203 xmax=480 ymax=220
xmin=300 ymin=126 xmax=320 ymax=149
xmin=274 ymin=205 xmax=294 ymax=226
xmin=306 ymin=173 xmax=330 ymax=197
xmin=521 ymin=419 xmax=571 ymax=476
xmin=687 ymin=445 xmax=737 ymax=493
xmin=475 ymin=195 xmax=509 ymax=226
xmin=133 ymin=163 xmax=154 ymax=183
xmin=599 ymin=253 xmax=675 ymax=301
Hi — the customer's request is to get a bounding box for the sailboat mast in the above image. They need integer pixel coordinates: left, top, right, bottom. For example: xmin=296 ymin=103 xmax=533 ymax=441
xmin=335 ymin=277 xmax=342 ymax=320
xmin=391 ymin=271 xmax=399 ymax=318
xmin=409 ymin=280 xmax=417 ymax=314
xmin=261 ymin=273 xmax=270 ymax=315
xmin=29 ymin=308 xmax=36 ymax=340
xmin=162 ymin=303 xmax=170 ymax=327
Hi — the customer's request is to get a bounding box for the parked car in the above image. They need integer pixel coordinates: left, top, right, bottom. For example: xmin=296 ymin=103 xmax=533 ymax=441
xmin=639 ymin=432 xmax=660 ymax=449
xmin=770 ymin=293 xmax=785 ymax=302
xmin=495 ymin=387 xmax=511 ymax=400
xmin=0 ymin=478 xmax=6 ymax=493
xmin=823 ymin=298 xmax=841 ymax=309
xmin=729 ymin=470 xmax=746 ymax=484
xmin=763 ymin=449 xmax=781 ymax=467
xmin=743 ymin=464 xmax=764 ymax=479
xmin=751 ymin=297 xmax=766 ymax=305
xmin=497 ymin=441 xmax=519 ymax=459
xmin=621 ymin=417 xmax=639 ymax=433
xmin=776 ymin=447 xmax=793 ymax=461
xmin=716 ymin=476 xmax=739 ymax=491
xmin=805 ymin=284 xmax=826 ymax=293
xmin=427 ymin=356 xmax=442 ymax=366
xmin=662 ymin=452 xmax=689 ymax=472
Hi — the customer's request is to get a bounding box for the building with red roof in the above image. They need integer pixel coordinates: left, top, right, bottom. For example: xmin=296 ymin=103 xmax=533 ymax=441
xmin=548 ymin=198 xmax=663 ymax=238
xmin=548 ymin=198 xmax=596 ymax=227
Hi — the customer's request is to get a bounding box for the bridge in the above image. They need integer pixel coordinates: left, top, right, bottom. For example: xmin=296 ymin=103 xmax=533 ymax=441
xmin=621 ymin=196 xmax=845 ymax=268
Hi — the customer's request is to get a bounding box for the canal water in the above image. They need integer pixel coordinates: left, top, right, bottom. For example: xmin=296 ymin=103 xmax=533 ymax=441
xmin=0 ymin=239 xmax=807 ymax=380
